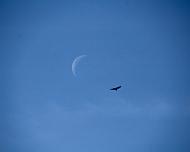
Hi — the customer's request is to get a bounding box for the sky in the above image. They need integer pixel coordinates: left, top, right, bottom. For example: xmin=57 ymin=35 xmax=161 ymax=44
xmin=0 ymin=0 xmax=190 ymax=151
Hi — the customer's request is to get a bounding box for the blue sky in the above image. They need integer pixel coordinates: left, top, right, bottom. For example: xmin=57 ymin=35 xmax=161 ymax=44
xmin=1 ymin=0 xmax=190 ymax=152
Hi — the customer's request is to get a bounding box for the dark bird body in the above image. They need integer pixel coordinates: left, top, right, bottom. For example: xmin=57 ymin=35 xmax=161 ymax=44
xmin=110 ymin=85 xmax=122 ymax=91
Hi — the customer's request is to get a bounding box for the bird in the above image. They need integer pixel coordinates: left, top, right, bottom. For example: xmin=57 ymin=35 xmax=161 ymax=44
xmin=110 ymin=85 xmax=122 ymax=91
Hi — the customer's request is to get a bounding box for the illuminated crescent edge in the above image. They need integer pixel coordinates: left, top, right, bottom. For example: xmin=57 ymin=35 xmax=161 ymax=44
xmin=72 ymin=55 xmax=87 ymax=76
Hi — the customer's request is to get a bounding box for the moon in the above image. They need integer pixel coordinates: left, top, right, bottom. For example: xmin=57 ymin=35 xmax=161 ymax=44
xmin=72 ymin=55 xmax=87 ymax=77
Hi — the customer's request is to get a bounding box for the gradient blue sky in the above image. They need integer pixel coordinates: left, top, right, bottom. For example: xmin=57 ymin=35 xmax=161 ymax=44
xmin=1 ymin=0 xmax=190 ymax=152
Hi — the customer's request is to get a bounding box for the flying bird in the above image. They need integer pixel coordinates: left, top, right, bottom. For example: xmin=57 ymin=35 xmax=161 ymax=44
xmin=110 ymin=85 xmax=122 ymax=91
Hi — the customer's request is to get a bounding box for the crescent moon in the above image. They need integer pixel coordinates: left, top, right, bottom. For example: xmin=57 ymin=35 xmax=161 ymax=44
xmin=72 ymin=55 xmax=87 ymax=77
